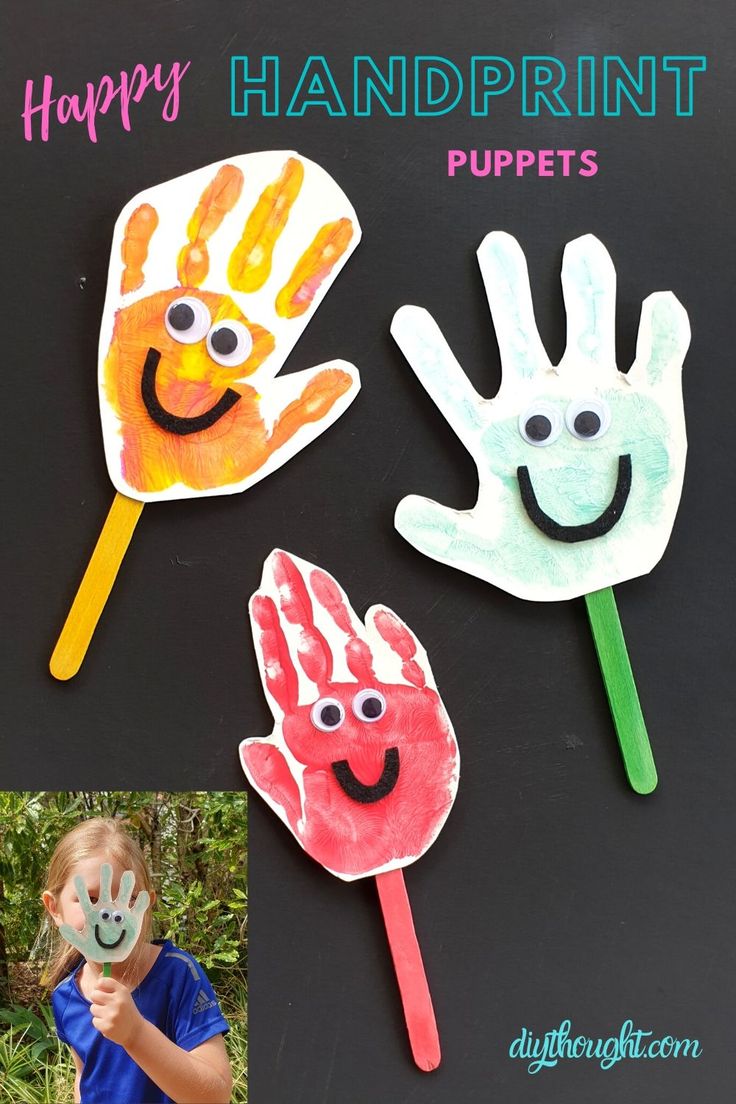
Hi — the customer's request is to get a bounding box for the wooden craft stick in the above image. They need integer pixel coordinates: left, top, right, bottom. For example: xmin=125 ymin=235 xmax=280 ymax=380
xmin=584 ymin=586 xmax=658 ymax=795
xmin=102 ymin=962 xmax=112 ymax=979
xmin=375 ymin=868 xmax=441 ymax=1072
xmin=50 ymin=492 xmax=144 ymax=681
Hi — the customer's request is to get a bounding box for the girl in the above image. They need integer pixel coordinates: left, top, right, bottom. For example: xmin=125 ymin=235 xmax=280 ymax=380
xmin=42 ymin=818 xmax=233 ymax=1104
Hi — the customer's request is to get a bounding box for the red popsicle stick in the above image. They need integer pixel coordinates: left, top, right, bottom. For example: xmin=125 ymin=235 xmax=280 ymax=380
xmin=375 ymin=868 xmax=441 ymax=1072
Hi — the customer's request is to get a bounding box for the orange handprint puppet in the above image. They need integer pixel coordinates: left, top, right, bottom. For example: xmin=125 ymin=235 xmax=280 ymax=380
xmin=51 ymin=151 xmax=361 ymax=679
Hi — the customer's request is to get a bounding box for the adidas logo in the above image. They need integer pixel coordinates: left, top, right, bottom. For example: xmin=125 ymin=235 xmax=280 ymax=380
xmin=192 ymin=990 xmax=217 ymax=1015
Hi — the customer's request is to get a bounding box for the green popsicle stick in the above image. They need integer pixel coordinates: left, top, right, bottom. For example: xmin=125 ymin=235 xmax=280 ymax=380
xmin=584 ymin=586 xmax=658 ymax=795
xmin=102 ymin=962 xmax=112 ymax=978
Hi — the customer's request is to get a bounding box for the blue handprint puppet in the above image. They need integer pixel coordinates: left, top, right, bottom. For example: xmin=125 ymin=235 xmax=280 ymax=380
xmin=59 ymin=863 xmax=150 ymax=964
xmin=392 ymin=232 xmax=690 ymax=794
xmin=392 ymin=232 xmax=690 ymax=603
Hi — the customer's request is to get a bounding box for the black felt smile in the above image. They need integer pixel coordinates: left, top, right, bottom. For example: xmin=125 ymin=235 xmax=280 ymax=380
xmin=331 ymin=747 xmax=400 ymax=804
xmin=517 ymin=454 xmax=632 ymax=543
xmin=94 ymin=925 xmax=126 ymax=950
xmin=141 ymin=347 xmax=241 ymax=435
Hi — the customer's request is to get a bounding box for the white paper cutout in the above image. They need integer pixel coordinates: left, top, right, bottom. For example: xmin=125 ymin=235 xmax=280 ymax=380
xmin=58 ymin=863 xmax=150 ymax=964
xmin=240 ymin=550 xmax=460 ymax=881
xmin=98 ymin=151 xmax=362 ymax=502
xmin=392 ymin=233 xmax=690 ymax=601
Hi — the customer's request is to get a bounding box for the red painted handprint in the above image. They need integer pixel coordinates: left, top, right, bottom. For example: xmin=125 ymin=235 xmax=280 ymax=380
xmin=240 ymin=550 xmax=459 ymax=880
xmin=240 ymin=550 xmax=460 ymax=1070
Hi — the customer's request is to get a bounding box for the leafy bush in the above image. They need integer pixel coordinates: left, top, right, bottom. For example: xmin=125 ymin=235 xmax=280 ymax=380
xmin=0 ymin=792 xmax=248 ymax=1101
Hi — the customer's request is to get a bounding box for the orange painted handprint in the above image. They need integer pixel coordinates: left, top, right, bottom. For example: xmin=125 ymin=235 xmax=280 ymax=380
xmin=100 ymin=153 xmax=360 ymax=499
xmin=52 ymin=151 xmax=361 ymax=677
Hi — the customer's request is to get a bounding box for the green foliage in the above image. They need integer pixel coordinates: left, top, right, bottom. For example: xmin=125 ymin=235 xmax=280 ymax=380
xmin=0 ymin=989 xmax=248 ymax=1104
xmin=0 ymin=1009 xmax=75 ymax=1104
xmin=0 ymin=791 xmax=247 ymax=993
xmin=0 ymin=1005 xmax=58 ymax=1062
xmin=222 ymin=976 xmax=248 ymax=1104
xmin=0 ymin=791 xmax=248 ymax=1101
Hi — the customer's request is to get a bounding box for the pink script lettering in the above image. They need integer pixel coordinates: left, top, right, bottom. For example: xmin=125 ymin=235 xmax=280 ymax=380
xmin=22 ymin=62 xmax=191 ymax=142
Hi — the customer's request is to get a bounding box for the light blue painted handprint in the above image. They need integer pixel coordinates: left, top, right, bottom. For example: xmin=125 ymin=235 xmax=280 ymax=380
xmin=59 ymin=862 xmax=150 ymax=964
xmin=392 ymin=233 xmax=690 ymax=602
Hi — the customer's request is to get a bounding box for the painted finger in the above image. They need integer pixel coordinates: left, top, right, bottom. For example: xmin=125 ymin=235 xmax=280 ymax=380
xmin=178 ymin=163 xmax=244 ymax=286
xmin=395 ymin=495 xmax=501 ymax=587
xmin=261 ymin=361 xmax=359 ymax=460
xmin=228 ymin=157 xmax=304 ymax=292
xmin=365 ymin=605 xmax=430 ymax=690
xmin=73 ymin=875 xmax=94 ymax=915
xmin=560 ymin=234 xmax=617 ymax=372
xmin=59 ymin=923 xmax=87 ymax=953
xmin=117 ymin=870 xmax=136 ymax=910
xmin=130 ymin=889 xmax=151 ymax=920
xmin=249 ymin=592 xmax=299 ymax=716
xmin=268 ymin=550 xmax=333 ymax=686
xmin=309 ymin=563 xmax=375 ymax=683
xmin=629 ymin=291 xmax=691 ymax=387
xmin=211 ymin=361 xmax=359 ymax=497
xmin=391 ymin=305 xmax=485 ymax=443
xmin=239 ymin=739 xmax=304 ymax=835
xmin=99 ymin=863 xmax=113 ymax=905
xmin=276 ymin=218 xmax=355 ymax=318
xmin=477 ymin=231 xmax=551 ymax=381
xmin=120 ymin=204 xmax=158 ymax=294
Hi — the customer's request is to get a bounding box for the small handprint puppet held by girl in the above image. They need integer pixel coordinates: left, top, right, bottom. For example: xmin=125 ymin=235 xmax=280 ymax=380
xmin=42 ymin=818 xmax=233 ymax=1104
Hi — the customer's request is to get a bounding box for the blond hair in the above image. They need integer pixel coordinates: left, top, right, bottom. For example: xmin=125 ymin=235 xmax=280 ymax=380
xmin=43 ymin=818 xmax=154 ymax=989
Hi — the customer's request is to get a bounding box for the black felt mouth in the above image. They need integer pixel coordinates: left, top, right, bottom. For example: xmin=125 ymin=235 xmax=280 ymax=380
xmin=94 ymin=925 xmax=126 ymax=950
xmin=141 ymin=347 xmax=242 ymax=435
xmin=331 ymin=747 xmax=400 ymax=804
xmin=517 ymin=454 xmax=632 ymax=543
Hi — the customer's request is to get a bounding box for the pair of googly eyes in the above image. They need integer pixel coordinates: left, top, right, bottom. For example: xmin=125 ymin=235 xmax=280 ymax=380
xmin=164 ymin=297 xmax=253 ymax=368
xmin=519 ymin=398 xmax=611 ymax=447
xmin=98 ymin=909 xmax=125 ymax=924
xmin=311 ymin=689 xmax=387 ymax=732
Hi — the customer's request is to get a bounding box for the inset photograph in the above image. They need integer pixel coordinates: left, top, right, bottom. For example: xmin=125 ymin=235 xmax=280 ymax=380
xmin=0 ymin=791 xmax=247 ymax=1103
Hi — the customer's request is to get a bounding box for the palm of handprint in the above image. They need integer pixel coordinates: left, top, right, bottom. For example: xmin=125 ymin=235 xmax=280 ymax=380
xmin=59 ymin=863 xmax=150 ymax=964
xmin=100 ymin=152 xmax=360 ymax=501
xmin=240 ymin=550 xmax=459 ymax=881
xmin=392 ymin=233 xmax=690 ymax=602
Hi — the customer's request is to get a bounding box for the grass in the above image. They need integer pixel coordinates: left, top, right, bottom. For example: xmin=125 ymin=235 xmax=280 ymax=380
xmin=0 ymin=1007 xmax=75 ymax=1103
xmin=0 ymin=979 xmax=248 ymax=1104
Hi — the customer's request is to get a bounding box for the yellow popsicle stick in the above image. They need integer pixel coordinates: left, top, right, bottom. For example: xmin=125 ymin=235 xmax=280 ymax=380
xmin=50 ymin=492 xmax=144 ymax=681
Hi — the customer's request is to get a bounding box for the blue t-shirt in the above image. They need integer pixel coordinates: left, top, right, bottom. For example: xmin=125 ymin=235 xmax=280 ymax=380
xmin=52 ymin=939 xmax=229 ymax=1104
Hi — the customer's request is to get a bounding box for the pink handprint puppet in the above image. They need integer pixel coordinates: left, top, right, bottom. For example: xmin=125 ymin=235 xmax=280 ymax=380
xmin=240 ymin=550 xmax=459 ymax=1070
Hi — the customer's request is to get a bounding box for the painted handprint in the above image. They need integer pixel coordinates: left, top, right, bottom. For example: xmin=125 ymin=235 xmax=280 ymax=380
xmin=59 ymin=863 xmax=150 ymax=964
xmin=51 ymin=152 xmax=361 ymax=679
xmin=100 ymin=151 xmax=360 ymax=500
xmin=241 ymin=550 xmax=459 ymax=1068
xmin=240 ymin=550 xmax=459 ymax=881
xmin=392 ymin=232 xmax=690 ymax=602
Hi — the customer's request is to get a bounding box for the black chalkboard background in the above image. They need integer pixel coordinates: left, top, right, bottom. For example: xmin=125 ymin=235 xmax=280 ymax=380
xmin=2 ymin=2 xmax=735 ymax=1101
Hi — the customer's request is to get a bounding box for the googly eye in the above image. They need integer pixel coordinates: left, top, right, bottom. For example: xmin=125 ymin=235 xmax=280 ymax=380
xmin=565 ymin=398 xmax=611 ymax=441
xmin=518 ymin=402 xmax=563 ymax=447
xmin=352 ymin=689 xmax=387 ymax=723
xmin=164 ymin=297 xmax=212 ymax=344
xmin=99 ymin=909 xmax=111 ymax=922
xmin=206 ymin=320 xmax=253 ymax=367
xmin=112 ymin=911 xmax=124 ymax=924
xmin=310 ymin=698 xmax=345 ymax=732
